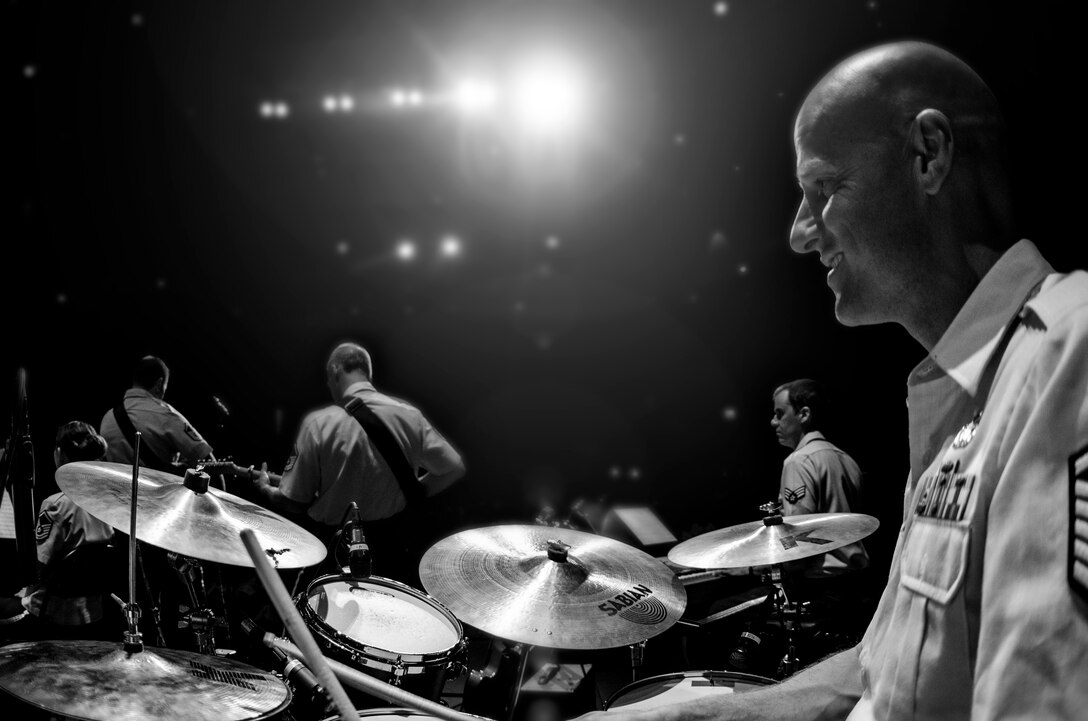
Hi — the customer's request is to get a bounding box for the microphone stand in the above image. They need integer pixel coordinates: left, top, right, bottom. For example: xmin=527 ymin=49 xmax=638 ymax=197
xmin=3 ymin=368 xmax=37 ymax=588
xmin=111 ymin=432 xmax=145 ymax=654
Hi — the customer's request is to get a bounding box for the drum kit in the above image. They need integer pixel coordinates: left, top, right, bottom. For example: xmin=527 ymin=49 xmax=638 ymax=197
xmin=0 ymin=454 xmax=879 ymax=721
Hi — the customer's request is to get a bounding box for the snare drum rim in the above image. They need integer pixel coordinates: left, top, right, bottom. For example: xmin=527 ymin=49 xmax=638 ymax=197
xmin=602 ymin=670 xmax=776 ymax=710
xmin=298 ymin=573 xmax=465 ymax=665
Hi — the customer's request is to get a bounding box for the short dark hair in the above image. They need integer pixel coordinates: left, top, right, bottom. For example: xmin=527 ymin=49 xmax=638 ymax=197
xmin=133 ymin=356 xmax=169 ymax=389
xmin=773 ymin=378 xmax=825 ymax=428
xmin=55 ymin=421 xmax=108 ymax=463
xmin=327 ymin=343 xmax=373 ymax=379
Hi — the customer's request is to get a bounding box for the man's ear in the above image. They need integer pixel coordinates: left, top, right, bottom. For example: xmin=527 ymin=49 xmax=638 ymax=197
xmin=910 ymin=108 xmax=954 ymax=195
xmin=798 ymin=405 xmax=812 ymax=426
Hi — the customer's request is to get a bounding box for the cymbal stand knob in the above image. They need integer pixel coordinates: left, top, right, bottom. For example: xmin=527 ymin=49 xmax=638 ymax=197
xmin=546 ymin=539 xmax=571 ymax=563
xmin=112 ymin=592 xmax=144 ymax=653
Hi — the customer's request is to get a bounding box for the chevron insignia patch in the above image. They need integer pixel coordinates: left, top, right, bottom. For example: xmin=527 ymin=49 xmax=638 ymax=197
xmin=783 ymin=486 xmax=806 ymax=504
xmin=1071 ymin=447 xmax=1088 ymax=603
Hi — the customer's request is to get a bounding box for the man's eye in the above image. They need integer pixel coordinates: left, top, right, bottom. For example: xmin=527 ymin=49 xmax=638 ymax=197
xmin=819 ymin=180 xmax=836 ymax=197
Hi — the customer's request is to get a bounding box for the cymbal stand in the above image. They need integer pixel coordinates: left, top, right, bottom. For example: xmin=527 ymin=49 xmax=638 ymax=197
xmin=629 ymin=639 xmax=647 ymax=683
xmin=762 ymin=564 xmax=808 ymax=679
xmin=169 ymin=468 xmax=229 ymax=654
xmin=111 ymin=432 xmax=145 ymax=654
xmin=169 ymin=551 xmax=227 ymax=654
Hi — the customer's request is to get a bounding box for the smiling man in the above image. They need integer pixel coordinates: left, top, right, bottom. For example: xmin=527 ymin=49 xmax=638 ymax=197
xmin=573 ymin=39 xmax=1088 ymax=721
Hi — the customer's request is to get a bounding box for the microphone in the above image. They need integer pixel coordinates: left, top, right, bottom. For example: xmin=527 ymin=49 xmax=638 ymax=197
xmin=241 ymin=617 xmax=328 ymax=714
xmin=343 ymin=502 xmax=371 ymax=578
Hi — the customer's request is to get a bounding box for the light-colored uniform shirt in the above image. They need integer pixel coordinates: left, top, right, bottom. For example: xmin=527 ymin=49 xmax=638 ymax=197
xmin=24 ymin=491 xmax=115 ymax=625
xmin=851 ymin=240 xmax=1088 ymax=720
xmin=99 ymin=388 xmax=213 ymax=468
xmin=279 ymin=381 xmax=464 ymax=525
xmin=779 ymin=431 xmax=868 ymax=574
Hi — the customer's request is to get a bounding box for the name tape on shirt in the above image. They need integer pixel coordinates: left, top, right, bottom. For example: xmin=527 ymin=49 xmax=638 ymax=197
xmin=915 ymin=459 xmax=975 ymax=522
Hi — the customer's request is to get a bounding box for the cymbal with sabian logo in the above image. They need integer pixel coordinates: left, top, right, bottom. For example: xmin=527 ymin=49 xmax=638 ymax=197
xmin=419 ymin=524 xmax=686 ymax=649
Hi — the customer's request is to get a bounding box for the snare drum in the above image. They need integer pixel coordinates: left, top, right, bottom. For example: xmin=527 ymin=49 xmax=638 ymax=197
xmin=297 ymin=575 xmax=466 ymax=704
xmin=604 ymin=670 xmax=775 ymax=711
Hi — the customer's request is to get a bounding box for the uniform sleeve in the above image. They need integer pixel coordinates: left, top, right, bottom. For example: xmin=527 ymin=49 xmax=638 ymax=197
xmin=418 ymin=419 xmax=464 ymax=478
xmin=160 ymin=404 xmax=213 ymax=464
xmin=780 ymin=456 xmax=818 ymax=515
xmin=278 ymin=416 xmax=321 ymax=505
xmin=972 ymin=308 xmax=1088 ymax=720
xmin=34 ymin=495 xmax=68 ymax=568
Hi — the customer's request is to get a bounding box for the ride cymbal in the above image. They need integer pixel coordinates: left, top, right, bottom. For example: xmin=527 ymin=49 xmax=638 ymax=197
xmin=0 ymin=640 xmax=290 ymax=721
xmin=667 ymin=512 xmax=879 ymax=570
xmin=419 ymin=524 xmax=686 ymax=650
xmin=56 ymin=461 xmax=326 ymax=568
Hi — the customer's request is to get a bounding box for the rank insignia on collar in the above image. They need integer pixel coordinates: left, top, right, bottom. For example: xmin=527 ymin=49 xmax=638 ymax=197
xmin=952 ymin=412 xmax=982 ymax=450
xmin=1070 ymin=446 xmax=1088 ymax=604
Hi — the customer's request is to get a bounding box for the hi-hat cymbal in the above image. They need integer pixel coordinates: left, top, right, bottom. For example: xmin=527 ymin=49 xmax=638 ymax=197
xmin=0 ymin=640 xmax=290 ymax=721
xmin=668 ymin=513 xmax=879 ymax=570
xmin=419 ymin=525 xmax=686 ymax=650
xmin=56 ymin=461 xmax=326 ymax=569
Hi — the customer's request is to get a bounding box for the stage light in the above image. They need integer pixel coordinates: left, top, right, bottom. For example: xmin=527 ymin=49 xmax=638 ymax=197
xmin=453 ymin=79 xmax=497 ymax=115
xmin=390 ymin=89 xmax=407 ymax=107
xmin=323 ymin=95 xmax=338 ymax=112
xmin=440 ymin=235 xmax=462 ymax=258
xmin=259 ymin=102 xmax=274 ymax=118
xmin=406 ymin=90 xmax=424 ymax=106
xmin=396 ymin=240 xmax=417 ymax=261
xmin=714 ymin=2 xmax=730 ymax=16
xmin=340 ymin=95 xmax=355 ymax=112
xmin=511 ymin=56 xmax=586 ymax=136
xmin=545 ymin=236 xmax=560 ymax=250
xmin=274 ymin=103 xmax=289 ymax=118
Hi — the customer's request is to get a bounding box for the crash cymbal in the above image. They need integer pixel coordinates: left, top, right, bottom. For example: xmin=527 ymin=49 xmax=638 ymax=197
xmin=56 ymin=461 xmax=326 ymax=569
xmin=419 ymin=524 xmax=686 ymax=650
xmin=667 ymin=512 xmax=879 ymax=570
xmin=0 ymin=640 xmax=290 ymax=721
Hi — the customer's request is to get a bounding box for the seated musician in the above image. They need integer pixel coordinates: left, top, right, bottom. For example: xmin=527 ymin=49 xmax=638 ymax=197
xmin=6 ymin=422 xmax=120 ymax=640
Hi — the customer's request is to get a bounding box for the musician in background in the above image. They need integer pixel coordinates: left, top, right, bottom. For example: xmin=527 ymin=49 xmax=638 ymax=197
xmin=99 ymin=355 xmax=215 ymax=472
xmin=250 ymin=341 xmax=466 ymax=586
xmin=1 ymin=421 xmax=120 ymax=641
xmin=770 ymin=378 xmax=868 ymax=575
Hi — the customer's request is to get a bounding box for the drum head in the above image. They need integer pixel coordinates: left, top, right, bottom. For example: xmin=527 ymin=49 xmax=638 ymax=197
xmin=605 ymin=671 xmax=775 ymax=711
xmin=304 ymin=576 xmax=462 ymax=656
xmin=324 ymin=708 xmax=491 ymax=721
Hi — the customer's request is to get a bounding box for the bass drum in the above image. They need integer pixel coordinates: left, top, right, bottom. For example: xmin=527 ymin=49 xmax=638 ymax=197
xmin=604 ymin=670 xmax=775 ymax=711
xmin=297 ymin=575 xmax=465 ymax=706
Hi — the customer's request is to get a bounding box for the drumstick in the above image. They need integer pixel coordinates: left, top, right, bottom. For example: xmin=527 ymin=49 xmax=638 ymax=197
xmin=239 ymin=528 xmax=359 ymax=721
xmin=266 ymin=635 xmax=490 ymax=721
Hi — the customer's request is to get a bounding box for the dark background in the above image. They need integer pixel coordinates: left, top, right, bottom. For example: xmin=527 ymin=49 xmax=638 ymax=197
xmin=3 ymin=1 xmax=1080 ymax=570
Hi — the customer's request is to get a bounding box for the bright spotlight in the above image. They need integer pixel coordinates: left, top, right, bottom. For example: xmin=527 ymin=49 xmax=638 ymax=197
xmin=259 ymin=102 xmax=274 ymax=118
xmin=339 ymin=95 xmax=355 ymax=111
xmin=323 ymin=95 xmax=338 ymax=112
xmin=390 ymin=89 xmax=407 ymax=107
xmin=440 ymin=235 xmax=462 ymax=258
xmin=406 ymin=90 xmax=424 ymax=106
xmin=275 ymin=103 xmax=290 ymax=118
xmin=396 ymin=240 xmax=417 ymax=261
xmin=512 ymin=56 xmax=586 ymax=136
xmin=453 ymin=80 xmax=497 ymax=114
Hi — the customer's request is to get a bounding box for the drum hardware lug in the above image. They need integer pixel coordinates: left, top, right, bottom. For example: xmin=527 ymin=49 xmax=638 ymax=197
xmin=391 ymin=657 xmax=407 ymax=684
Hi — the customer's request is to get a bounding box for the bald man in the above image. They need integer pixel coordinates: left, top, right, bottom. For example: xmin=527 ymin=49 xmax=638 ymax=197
xmin=576 ymin=40 xmax=1088 ymax=721
xmin=251 ymin=342 xmax=465 ymax=585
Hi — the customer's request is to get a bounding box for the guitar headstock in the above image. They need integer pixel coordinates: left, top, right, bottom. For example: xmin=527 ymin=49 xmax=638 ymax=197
xmin=195 ymin=457 xmax=253 ymax=479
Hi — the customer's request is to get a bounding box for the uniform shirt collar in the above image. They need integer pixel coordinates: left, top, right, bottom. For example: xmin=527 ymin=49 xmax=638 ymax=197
xmin=795 ymin=431 xmax=826 ymax=450
xmin=910 ymin=239 xmax=1052 ymax=395
xmin=125 ymin=387 xmax=163 ymax=404
xmin=342 ymin=381 xmax=376 ymax=399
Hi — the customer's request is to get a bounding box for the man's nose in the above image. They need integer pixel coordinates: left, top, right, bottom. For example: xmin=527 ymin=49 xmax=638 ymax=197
xmin=789 ymin=200 xmax=819 ymax=254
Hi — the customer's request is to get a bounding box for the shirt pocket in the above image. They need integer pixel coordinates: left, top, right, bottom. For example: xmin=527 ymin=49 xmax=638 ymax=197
xmin=899 ymin=518 xmax=970 ymax=605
